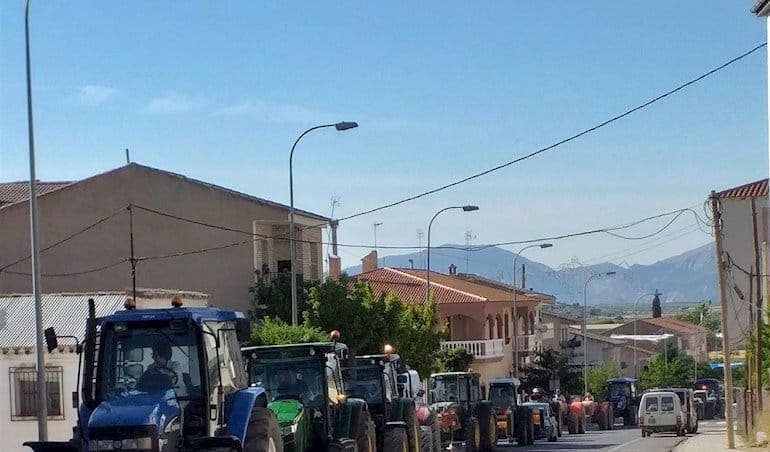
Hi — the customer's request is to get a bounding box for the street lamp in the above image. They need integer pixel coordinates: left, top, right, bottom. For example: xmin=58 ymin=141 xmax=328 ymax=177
xmin=289 ymin=121 xmax=358 ymax=326
xmin=425 ymin=205 xmax=479 ymax=304
xmin=583 ymin=271 xmax=616 ymax=395
xmin=633 ymin=290 xmax=661 ymax=378
xmin=512 ymin=243 xmax=553 ymax=378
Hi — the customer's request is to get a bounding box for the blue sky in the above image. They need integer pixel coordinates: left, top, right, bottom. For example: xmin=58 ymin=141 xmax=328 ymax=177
xmin=0 ymin=1 xmax=767 ymax=270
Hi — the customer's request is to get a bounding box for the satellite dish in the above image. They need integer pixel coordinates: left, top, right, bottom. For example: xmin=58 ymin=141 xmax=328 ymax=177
xmin=538 ymin=323 xmax=549 ymax=333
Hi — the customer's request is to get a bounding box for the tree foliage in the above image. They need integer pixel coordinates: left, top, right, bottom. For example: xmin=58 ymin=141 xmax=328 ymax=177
xmin=246 ymin=317 xmax=327 ymax=346
xmin=521 ymin=348 xmax=582 ymax=396
xmin=639 ymin=345 xmax=720 ymax=389
xmin=302 ymin=276 xmax=445 ymax=377
xmin=435 ymin=347 xmax=475 ymax=372
xmin=587 ymin=363 xmax=618 ymax=400
xmin=676 ymin=301 xmax=721 ymax=351
xmin=249 ymin=273 xmax=315 ymax=324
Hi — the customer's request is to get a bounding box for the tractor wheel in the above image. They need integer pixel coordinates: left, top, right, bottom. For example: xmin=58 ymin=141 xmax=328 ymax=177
xmin=356 ymin=410 xmax=376 ymax=452
xmin=514 ymin=407 xmax=528 ymax=446
xmin=328 ymin=438 xmax=358 ymax=452
xmin=430 ymin=415 xmax=441 ymax=452
xmin=478 ymin=404 xmax=497 ymax=451
xmin=556 ymin=409 xmax=563 ymax=437
xmin=606 ymin=403 xmax=614 ymax=430
xmin=243 ymin=407 xmax=283 ymax=452
xmin=526 ymin=415 xmax=535 ymax=446
xmin=404 ymin=403 xmax=421 ymax=452
xmin=385 ymin=428 xmax=410 ymax=452
xmin=624 ymin=406 xmax=636 ymax=426
xmin=420 ymin=426 xmax=433 ymax=452
xmin=567 ymin=411 xmax=578 ymax=434
xmin=464 ymin=417 xmax=481 ymax=452
xmin=578 ymin=413 xmax=586 ymax=434
xmin=596 ymin=409 xmax=607 ymax=431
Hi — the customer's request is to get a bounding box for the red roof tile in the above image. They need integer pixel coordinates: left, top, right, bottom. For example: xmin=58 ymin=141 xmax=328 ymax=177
xmin=354 ymin=267 xmax=485 ymax=305
xmin=716 ymin=178 xmax=768 ymax=199
xmin=641 ymin=317 xmax=707 ymax=334
xmin=0 ymin=181 xmax=72 ymax=206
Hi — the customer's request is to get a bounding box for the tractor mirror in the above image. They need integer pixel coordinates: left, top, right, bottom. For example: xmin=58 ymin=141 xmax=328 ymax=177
xmin=235 ymin=318 xmax=251 ymax=342
xmin=44 ymin=327 xmax=58 ymax=353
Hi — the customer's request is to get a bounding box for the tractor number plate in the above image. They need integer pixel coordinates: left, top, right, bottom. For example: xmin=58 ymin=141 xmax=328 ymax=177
xmin=497 ymin=421 xmax=507 ymax=430
xmin=648 ymin=418 xmax=656 ymax=424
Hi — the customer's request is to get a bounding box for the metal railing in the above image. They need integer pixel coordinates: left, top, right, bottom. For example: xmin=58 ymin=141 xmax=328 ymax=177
xmin=440 ymin=339 xmax=505 ymax=359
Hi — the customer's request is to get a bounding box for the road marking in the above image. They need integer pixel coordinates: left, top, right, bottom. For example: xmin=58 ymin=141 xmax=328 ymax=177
xmin=606 ymin=435 xmax=646 ymax=452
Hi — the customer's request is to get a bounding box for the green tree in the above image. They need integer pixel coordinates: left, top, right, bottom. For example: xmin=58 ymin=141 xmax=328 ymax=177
xmin=677 ymin=301 xmax=721 ymax=351
xmin=436 ymin=347 xmax=475 ymax=372
xmin=587 ymin=363 xmax=618 ymax=400
xmin=249 ymin=273 xmax=316 ymax=323
xmin=638 ymin=346 xmax=718 ymax=389
xmin=652 ymin=293 xmax=662 ymax=318
xmin=246 ymin=317 xmax=327 ymax=346
xmin=521 ymin=348 xmax=582 ymax=396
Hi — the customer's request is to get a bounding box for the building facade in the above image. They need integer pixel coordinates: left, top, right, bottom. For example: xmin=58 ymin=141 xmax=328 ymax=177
xmin=0 ymin=164 xmax=328 ymax=315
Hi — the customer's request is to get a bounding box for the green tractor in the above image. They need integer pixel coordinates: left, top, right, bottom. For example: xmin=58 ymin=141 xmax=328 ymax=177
xmin=242 ymin=332 xmax=376 ymax=452
xmin=343 ymin=347 xmax=439 ymax=451
xmin=428 ymin=372 xmax=497 ymax=451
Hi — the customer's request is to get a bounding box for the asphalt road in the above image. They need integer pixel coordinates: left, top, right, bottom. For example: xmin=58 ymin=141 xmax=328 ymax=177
xmin=493 ymin=418 xmax=725 ymax=452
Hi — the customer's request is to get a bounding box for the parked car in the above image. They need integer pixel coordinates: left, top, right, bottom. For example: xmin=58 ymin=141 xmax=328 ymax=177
xmin=522 ymin=402 xmax=558 ymax=442
xmin=638 ymin=391 xmax=686 ymax=437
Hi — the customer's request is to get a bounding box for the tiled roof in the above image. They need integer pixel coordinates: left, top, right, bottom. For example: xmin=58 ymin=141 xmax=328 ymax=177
xmin=455 ymin=273 xmax=556 ymax=301
xmin=0 ymin=292 xmax=126 ymax=349
xmin=641 ymin=317 xmax=707 ymax=334
xmin=541 ymin=310 xmax=581 ymax=323
xmin=354 ymin=268 xmax=485 ymax=305
xmin=0 ymin=181 xmax=72 ymax=206
xmin=398 ymin=269 xmax=551 ymax=303
xmin=716 ymin=178 xmax=768 ymax=199
xmin=0 ymin=163 xmax=328 ymax=221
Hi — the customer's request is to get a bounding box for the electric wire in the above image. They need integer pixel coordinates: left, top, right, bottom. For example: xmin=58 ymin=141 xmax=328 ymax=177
xmin=330 ymin=42 xmax=767 ymax=223
xmin=3 ymin=259 xmax=129 ymax=277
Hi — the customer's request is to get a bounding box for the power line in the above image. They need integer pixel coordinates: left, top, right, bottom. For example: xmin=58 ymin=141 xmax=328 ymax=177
xmin=4 ymin=259 xmax=129 ymax=277
xmin=331 ymin=42 xmax=766 ymax=223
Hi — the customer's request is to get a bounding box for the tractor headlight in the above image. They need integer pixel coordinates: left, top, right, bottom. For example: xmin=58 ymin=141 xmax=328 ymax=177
xmin=281 ymin=423 xmax=299 ymax=436
xmin=89 ymin=438 xmax=152 ymax=450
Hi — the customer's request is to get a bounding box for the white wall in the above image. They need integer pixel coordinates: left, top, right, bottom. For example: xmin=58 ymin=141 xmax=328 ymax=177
xmin=1 ymin=350 xmax=80 ymax=452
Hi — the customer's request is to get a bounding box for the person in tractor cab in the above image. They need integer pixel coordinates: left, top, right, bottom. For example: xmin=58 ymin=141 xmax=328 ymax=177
xmin=530 ymin=387 xmax=545 ymax=402
xmin=138 ymin=342 xmax=180 ymax=391
xmin=276 ymin=368 xmax=310 ymax=401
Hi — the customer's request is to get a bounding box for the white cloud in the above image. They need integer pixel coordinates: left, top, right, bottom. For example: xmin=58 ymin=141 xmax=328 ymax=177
xmin=214 ymin=100 xmax=340 ymax=125
xmin=145 ymin=91 xmax=198 ymax=114
xmin=72 ymin=84 xmax=118 ymax=106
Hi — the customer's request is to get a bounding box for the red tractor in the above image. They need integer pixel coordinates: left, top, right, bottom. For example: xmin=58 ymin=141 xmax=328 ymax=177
xmin=580 ymin=394 xmax=615 ymax=431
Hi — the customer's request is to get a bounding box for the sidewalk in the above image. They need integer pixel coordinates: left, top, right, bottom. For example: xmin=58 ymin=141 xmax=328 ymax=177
xmin=675 ymin=422 xmax=747 ymax=452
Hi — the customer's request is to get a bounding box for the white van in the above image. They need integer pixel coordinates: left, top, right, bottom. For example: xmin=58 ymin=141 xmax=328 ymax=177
xmin=638 ymin=391 xmax=685 ymax=437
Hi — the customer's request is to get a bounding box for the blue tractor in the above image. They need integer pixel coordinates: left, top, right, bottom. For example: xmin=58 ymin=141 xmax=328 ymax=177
xmin=607 ymin=377 xmax=640 ymax=426
xmin=24 ymin=297 xmax=282 ymax=452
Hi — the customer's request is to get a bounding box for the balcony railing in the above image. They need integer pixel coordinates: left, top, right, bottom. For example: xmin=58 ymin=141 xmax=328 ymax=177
xmin=440 ymin=339 xmax=505 ymax=360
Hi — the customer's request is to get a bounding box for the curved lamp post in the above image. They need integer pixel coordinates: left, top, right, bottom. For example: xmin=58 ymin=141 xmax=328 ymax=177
xmin=425 ymin=205 xmax=479 ymax=304
xmin=512 ymin=243 xmax=553 ymax=378
xmin=289 ymin=121 xmax=358 ymax=326
xmin=583 ymin=271 xmax=616 ymax=395
xmin=633 ymin=291 xmax=661 ymax=378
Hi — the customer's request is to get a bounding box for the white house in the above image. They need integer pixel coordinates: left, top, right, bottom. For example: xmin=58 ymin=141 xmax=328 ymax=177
xmin=1 ymin=290 xmax=209 ymax=452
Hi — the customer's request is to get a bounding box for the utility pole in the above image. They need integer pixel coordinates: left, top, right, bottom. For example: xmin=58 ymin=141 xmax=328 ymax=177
xmin=711 ymin=191 xmax=735 ymax=449
xmin=417 ymin=230 xmax=424 ymax=268
xmin=751 ymin=198 xmax=763 ymax=412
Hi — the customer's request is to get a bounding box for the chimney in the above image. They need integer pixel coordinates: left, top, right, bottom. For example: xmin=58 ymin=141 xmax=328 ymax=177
xmin=329 ymin=255 xmax=342 ymax=280
xmin=449 ymin=264 xmax=457 ymax=276
xmin=361 ymin=250 xmax=378 ymax=273
xmin=408 ymin=259 xmax=414 ymax=269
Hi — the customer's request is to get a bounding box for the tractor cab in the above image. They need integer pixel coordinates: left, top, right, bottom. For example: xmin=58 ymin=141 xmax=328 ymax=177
xmin=428 ymin=372 xmax=498 ymax=450
xmin=607 ymin=377 xmax=639 ymax=426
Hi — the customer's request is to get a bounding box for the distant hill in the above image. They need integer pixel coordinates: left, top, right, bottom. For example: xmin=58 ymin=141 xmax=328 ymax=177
xmin=344 ymin=242 xmax=717 ymax=304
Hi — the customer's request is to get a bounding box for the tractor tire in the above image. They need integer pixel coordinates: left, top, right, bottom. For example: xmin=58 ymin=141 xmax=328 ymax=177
xmin=578 ymin=413 xmax=586 ymax=434
xmin=606 ymin=404 xmax=614 ymax=430
xmin=526 ymin=415 xmax=535 ymax=446
xmin=478 ymin=404 xmax=497 ymax=451
xmin=567 ymin=411 xmax=578 ymax=434
xmin=384 ymin=427 xmax=410 ymax=452
xmin=356 ymin=410 xmax=376 ymax=452
xmin=464 ymin=417 xmax=481 ymax=452
xmin=514 ymin=407 xmax=529 ymax=446
xmin=430 ymin=415 xmax=441 ymax=452
xmin=328 ymin=438 xmax=358 ymax=452
xmin=420 ymin=426 xmax=433 ymax=452
xmin=596 ymin=409 xmax=607 ymax=431
xmin=404 ymin=403 xmax=421 ymax=452
xmin=624 ymin=406 xmax=637 ymax=426
xmin=556 ymin=409 xmax=563 ymax=437
xmin=243 ymin=407 xmax=283 ymax=452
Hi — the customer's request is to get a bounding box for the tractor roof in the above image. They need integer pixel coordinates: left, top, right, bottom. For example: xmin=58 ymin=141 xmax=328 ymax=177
xmin=489 ymin=377 xmax=522 ymax=386
xmin=357 ymin=353 xmax=401 ymax=362
xmin=242 ymin=342 xmax=346 ymax=352
xmin=101 ymin=306 xmax=244 ymax=325
xmin=607 ymin=377 xmax=637 ymax=384
xmin=431 ymin=371 xmax=481 ymax=378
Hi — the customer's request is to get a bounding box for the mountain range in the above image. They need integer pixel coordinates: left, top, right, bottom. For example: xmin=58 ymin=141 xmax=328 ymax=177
xmin=343 ymin=242 xmax=718 ymax=304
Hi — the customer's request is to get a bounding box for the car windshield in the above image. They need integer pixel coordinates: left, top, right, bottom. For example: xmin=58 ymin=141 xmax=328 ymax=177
xmin=488 ymin=384 xmax=516 ymax=408
xmin=250 ymin=358 xmax=324 ymax=408
xmin=430 ymin=376 xmax=459 ymax=403
xmin=97 ymin=321 xmax=202 ymax=401
xmin=343 ymin=366 xmax=383 ymax=404
xmin=609 ymin=384 xmax=631 ymax=398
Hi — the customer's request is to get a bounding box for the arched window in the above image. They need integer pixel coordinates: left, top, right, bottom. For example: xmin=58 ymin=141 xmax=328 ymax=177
xmin=504 ymin=313 xmax=510 ymax=343
xmin=495 ymin=315 xmax=503 ymax=339
xmin=487 ymin=316 xmax=494 ymax=339
xmin=529 ymin=312 xmax=535 ymax=335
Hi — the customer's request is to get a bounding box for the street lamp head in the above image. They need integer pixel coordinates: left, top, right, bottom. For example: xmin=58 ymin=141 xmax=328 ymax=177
xmin=462 ymin=205 xmax=480 ymax=212
xmin=334 ymin=121 xmax=358 ymax=131
xmin=539 ymin=243 xmax=553 ymax=249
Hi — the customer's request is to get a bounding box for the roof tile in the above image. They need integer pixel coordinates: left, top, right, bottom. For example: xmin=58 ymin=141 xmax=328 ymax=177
xmin=0 ymin=181 xmax=72 ymax=206
xmin=716 ymin=178 xmax=768 ymax=199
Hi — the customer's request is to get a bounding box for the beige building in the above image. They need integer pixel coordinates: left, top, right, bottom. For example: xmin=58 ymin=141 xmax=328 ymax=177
xmin=604 ymin=316 xmax=709 ymax=364
xmin=0 ymin=164 xmax=328 ymax=315
xmin=711 ymin=179 xmax=769 ymax=347
xmin=353 ymin=254 xmax=556 ymax=385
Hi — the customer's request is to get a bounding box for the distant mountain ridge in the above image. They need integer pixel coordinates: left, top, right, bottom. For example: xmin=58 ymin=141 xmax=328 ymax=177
xmin=344 ymin=242 xmax=717 ymax=304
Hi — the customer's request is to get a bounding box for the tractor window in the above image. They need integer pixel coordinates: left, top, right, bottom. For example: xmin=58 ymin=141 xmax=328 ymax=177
xmin=251 ymin=359 xmax=324 ymax=408
xmin=97 ymin=321 xmax=201 ymax=401
xmin=470 ymin=376 xmax=481 ymax=401
xmin=383 ymin=370 xmax=394 ymax=402
xmin=488 ymin=385 xmax=516 ymax=409
xmin=430 ymin=377 xmax=458 ymax=403
xmin=326 ymin=354 xmax=341 ymax=404
xmin=609 ymin=384 xmax=631 ymax=398
xmin=203 ymin=322 xmax=246 ymax=402
xmin=458 ymin=377 xmax=470 ymax=402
